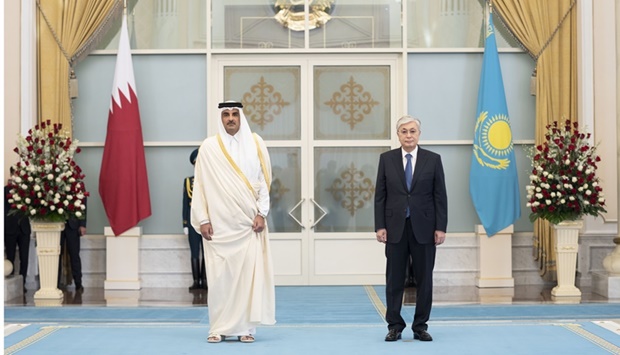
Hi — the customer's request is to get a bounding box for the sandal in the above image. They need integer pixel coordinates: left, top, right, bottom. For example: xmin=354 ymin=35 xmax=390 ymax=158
xmin=238 ymin=335 xmax=255 ymax=343
xmin=207 ymin=334 xmax=223 ymax=343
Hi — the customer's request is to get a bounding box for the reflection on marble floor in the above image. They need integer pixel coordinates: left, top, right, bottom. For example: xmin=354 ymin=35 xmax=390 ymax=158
xmin=4 ymin=284 xmax=615 ymax=307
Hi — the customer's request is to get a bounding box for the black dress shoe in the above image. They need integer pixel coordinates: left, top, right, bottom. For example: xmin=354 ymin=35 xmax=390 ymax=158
xmin=385 ymin=329 xmax=402 ymax=341
xmin=413 ymin=330 xmax=433 ymax=341
xmin=75 ymin=284 xmax=84 ymax=292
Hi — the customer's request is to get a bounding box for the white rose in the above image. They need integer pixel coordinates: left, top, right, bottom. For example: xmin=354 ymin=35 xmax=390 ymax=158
xmin=74 ymin=200 xmax=81 ymax=206
xmin=543 ymin=171 xmax=549 ymax=177
xmin=585 ymin=169 xmax=592 ymax=175
xmin=75 ymin=211 xmax=82 ymax=218
xmin=586 ymin=190 xmax=592 ymax=196
xmin=65 ymin=186 xmax=71 ymax=191
xmin=47 ymin=174 xmax=54 ymax=180
xmin=577 ymin=165 xmax=583 ymax=171
xmin=526 ymin=194 xmax=532 ymax=199
xmin=27 ymin=176 xmax=33 ymax=182
xmin=50 ymin=205 xmax=56 ymax=211
xmin=547 ymin=174 xmax=554 ymax=180
xmin=565 ymin=159 xmax=570 ymax=165
xmin=599 ymin=197 xmax=605 ymax=203
xmin=55 ymin=193 xmax=60 ymax=199
xmin=16 ymin=204 xmax=22 ymax=209
xmin=63 ymin=200 xmax=69 ymax=206
xmin=550 ymin=192 xmax=556 ymax=198
xmin=560 ymin=199 xmax=566 ymax=204
xmin=529 ymin=175 xmax=537 ymax=181
xmin=25 ymin=198 xmax=31 ymax=204
xmin=535 ymin=187 xmax=542 ymax=193
xmin=14 ymin=196 xmax=21 ymax=202
xmin=67 ymin=195 xmax=73 ymax=201
xmin=30 ymin=209 xmax=37 ymax=215
xmin=14 ymin=177 xmax=22 ymax=183
xmin=37 ymin=192 xmax=42 ymax=198
xmin=572 ymin=177 xmax=577 ymax=183
xmin=34 ymin=185 xmax=41 ymax=191
xmin=58 ymin=208 xmax=64 ymax=214
xmin=569 ymin=196 xmax=575 ymax=201
xmin=584 ymin=201 xmax=590 ymax=206
xmin=536 ymin=193 xmax=543 ymax=199
xmin=578 ymin=187 xmax=583 ymax=192
xmin=22 ymin=184 xmax=29 ymax=190
xmin=56 ymin=177 xmax=61 ymax=183
xmin=546 ymin=200 xmax=551 ymax=205
xmin=69 ymin=178 xmax=75 ymax=183
xmin=564 ymin=183 xmax=570 ymax=188
xmin=526 ymin=202 xmax=531 ymax=207
xmin=80 ymin=205 xmax=86 ymax=210
xmin=583 ymin=184 xmax=589 ymax=189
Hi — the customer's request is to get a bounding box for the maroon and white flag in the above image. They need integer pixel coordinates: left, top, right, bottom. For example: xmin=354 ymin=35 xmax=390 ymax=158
xmin=99 ymin=13 xmax=151 ymax=236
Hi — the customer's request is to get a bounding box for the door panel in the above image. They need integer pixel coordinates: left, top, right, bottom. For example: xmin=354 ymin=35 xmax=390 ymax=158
xmin=215 ymin=55 xmax=395 ymax=285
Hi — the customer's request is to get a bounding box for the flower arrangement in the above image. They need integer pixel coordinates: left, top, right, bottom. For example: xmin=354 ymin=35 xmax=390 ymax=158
xmin=7 ymin=120 xmax=89 ymax=223
xmin=525 ymin=120 xmax=606 ymax=225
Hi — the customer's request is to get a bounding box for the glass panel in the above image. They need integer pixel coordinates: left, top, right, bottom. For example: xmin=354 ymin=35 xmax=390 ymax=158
xmin=308 ymin=0 xmax=403 ymax=48
xmin=407 ymin=0 xmax=519 ymax=48
xmin=314 ymin=147 xmax=389 ymax=232
xmin=212 ymin=0 xmax=305 ymax=49
xmin=314 ymin=66 xmax=390 ymax=140
xmin=98 ymin=0 xmax=207 ymax=50
xmin=224 ymin=66 xmax=301 ymax=140
xmin=268 ymin=147 xmax=302 ymax=233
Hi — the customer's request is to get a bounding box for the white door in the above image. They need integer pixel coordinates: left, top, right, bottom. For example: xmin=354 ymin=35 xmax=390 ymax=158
xmin=213 ymin=54 xmax=398 ymax=285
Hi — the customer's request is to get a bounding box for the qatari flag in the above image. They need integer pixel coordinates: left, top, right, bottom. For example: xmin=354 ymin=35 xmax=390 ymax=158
xmin=99 ymin=13 xmax=151 ymax=236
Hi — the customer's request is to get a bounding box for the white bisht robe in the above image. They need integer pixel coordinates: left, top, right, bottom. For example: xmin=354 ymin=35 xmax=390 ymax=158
xmin=191 ymin=133 xmax=276 ymax=336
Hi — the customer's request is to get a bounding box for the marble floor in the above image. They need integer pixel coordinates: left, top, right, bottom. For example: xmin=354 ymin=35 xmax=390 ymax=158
xmin=4 ymin=284 xmax=615 ymax=307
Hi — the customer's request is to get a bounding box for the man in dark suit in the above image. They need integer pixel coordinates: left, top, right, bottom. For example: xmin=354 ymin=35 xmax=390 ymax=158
xmin=4 ymin=167 xmax=31 ymax=290
xmin=183 ymin=148 xmax=207 ymax=290
xmin=59 ymin=203 xmax=87 ymax=292
xmin=374 ymin=115 xmax=448 ymax=342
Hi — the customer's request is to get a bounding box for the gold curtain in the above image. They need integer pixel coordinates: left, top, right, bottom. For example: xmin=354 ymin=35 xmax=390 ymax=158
xmin=493 ymin=0 xmax=577 ymax=281
xmin=37 ymin=0 xmax=123 ymax=136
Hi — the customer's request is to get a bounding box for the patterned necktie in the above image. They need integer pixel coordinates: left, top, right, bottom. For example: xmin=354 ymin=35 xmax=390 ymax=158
xmin=405 ymin=153 xmax=412 ymax=217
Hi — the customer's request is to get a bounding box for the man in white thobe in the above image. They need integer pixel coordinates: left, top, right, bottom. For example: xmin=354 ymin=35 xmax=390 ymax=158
xmin=191 ymin=101 xmax=276 ymax=343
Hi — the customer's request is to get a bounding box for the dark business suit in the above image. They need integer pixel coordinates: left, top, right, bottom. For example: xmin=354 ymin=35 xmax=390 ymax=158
xmin=375 ymin=147 xmax=447 ymax=333
xmin=4 ymin=185 xmax=31 ymax=284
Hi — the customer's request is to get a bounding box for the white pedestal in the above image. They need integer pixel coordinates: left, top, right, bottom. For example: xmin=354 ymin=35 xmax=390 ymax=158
xmin=31 ymin=221 xmax=65 ymax=301
xmin=104 ymin=226 xmax=141 ymax=290
xmin=478 ymin=287 xmax=515 ymax=304
xmin=104 ymin=289 xmax=141 ymax=306
xmin=592 ymin=272 xmax=620 ymax=299
xmin=551 ymin=220 xmax=582 ymax=298
xmin=475 ymin=225 xmax=515 ymax=288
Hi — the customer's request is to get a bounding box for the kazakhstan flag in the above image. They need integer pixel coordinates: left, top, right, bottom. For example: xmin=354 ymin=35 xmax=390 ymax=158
xmin=469 ymin=14 xmax=521 ymax=237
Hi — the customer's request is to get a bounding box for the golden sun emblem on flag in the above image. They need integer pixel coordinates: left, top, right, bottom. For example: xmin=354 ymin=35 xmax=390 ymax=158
xmin=473 ymin=111 xmax=513 ymax=170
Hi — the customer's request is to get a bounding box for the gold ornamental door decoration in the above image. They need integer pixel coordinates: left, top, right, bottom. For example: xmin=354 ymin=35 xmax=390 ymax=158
xmin=325 ymin=76 xmax=379 ymax=129
xmin=242 ymin=76 xmax=291 ymax=130
xmin=326 ymin=163 xmax=375 ymax=216
xmin=274 ymin=0 xmax=335 ymax=31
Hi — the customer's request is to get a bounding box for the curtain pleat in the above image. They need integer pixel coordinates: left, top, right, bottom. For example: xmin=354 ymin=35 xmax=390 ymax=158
xmin=37 ymin=0 xmax=123 ymax=137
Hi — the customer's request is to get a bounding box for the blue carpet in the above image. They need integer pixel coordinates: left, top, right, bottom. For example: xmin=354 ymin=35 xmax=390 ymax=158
xmin=5 ymin=322 xmax=620 ymax=355
xmin=5 ymin=286 xmax=620 ymax=354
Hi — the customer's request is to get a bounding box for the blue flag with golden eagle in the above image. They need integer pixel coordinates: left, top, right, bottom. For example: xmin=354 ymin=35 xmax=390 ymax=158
xmin=469 ymin=14 xmax=521 ymax=237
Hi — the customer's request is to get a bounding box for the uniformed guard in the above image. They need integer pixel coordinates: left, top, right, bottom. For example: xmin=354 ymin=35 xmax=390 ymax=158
xmin=183 ymin=148 xmax=207 ymax=290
